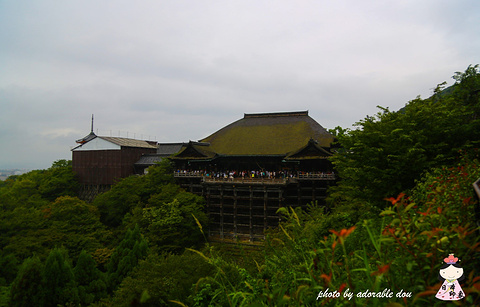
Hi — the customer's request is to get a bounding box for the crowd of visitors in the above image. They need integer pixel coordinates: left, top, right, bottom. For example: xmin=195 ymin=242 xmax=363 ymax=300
xmin=174 ymin=169 xmax=335 ymax=180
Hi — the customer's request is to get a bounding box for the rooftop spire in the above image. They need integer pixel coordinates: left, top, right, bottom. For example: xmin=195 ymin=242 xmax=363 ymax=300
xmin=75 ymin=115 xmax=97 ymax=144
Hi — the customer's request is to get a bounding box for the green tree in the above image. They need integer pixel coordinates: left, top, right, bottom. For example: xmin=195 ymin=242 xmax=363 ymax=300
xmin=94 ymin=160 xmax=175 ymax=228
xmin=0 ymin=254 xmax=19 ymax=286
xmin=0 ymin=206 xmax=48 ymax=259
xmin=92 ymin=158 xmax=207 ymax=253
xmin=0 ymin=196 xmax=111 ymax=262
xmin=106 ymin=225 xmax=149 ymax=291
xmin=1 ymin=174 xmax=48 ymax=209
xmin=46 ymin=196 xmax=112 ymax=259
xmin=10 ymin=256 xmax=45 ymax=307
xmin=107 ymin=252 xmax=215 ymax=306
xmin=452 ymin=64 xmax=480 ymax=121
xmin=43 ymin=248 xmax=79 ymax=307
xmin=143 ymin=159 xmax=175 ymax=189
xmin=0 ymin=160 xmax=79 ymax=210
xmin=74 ymin=250 xmax=107 ymax=305
xmin=38 ymin=160 xmax=79 ymax=201
xmin=139 ymin=187 xmax=208 ymax=253
xmin=330 ymin=66 xmax=480 ymax=206
xmin=94 ymin=175 xmax=146 ymax=227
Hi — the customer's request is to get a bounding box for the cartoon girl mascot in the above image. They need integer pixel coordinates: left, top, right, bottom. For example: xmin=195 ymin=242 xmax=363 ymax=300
xmin=436 ymin=254 xmax=466 ymax=301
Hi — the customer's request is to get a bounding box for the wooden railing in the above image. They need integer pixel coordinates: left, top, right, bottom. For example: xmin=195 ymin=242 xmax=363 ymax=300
xmin=297 ymin=173 xmax=336 ymax=180
xmin=174 ymin=171 xmax=336 ymax=182
xmin=174 ymin=171 xmax=204 ymax=178
xmin=203 ymin=177 xmax=287 ymax=184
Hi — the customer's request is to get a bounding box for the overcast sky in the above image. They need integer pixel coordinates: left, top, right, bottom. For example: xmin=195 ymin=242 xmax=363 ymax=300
xmin=1 ymin=1 xmax=479 ymax=170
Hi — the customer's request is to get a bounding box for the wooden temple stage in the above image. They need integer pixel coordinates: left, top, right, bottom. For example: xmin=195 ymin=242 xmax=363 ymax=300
xmin=174 ymin=171 xmax=336 ymax=242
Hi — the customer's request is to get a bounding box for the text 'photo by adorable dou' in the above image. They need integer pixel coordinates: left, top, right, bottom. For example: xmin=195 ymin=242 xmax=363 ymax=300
xmin=317 ymin=253 xmax=472 ymax=304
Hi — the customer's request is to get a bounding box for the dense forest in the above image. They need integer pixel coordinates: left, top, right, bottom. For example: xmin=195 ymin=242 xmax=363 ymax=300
xmin=1 ymin=65 xmax=480 ymax=306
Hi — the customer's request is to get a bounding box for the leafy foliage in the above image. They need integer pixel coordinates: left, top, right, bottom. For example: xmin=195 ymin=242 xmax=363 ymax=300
xmin=0 ymin=254 xmax=18 ymax=286
xmin=106 ymin=225 xmax=149 ymax=291
xmin=330 ymin=66 xmax=480 ymax=206
xmin=107 ymin=252 xmax=215 ymax=306
xmin=95 ymin=161 xmax=208 ymax=253
xmin=38 ymin=160 xmax=80 ymax=201
xmin=94 ymin=160 xmax=176 ymax=228
xmin=453 ymin=64 xmax=480 ymax=116
xmin=141 ymin=190 xmax=208 ymax=253
xmin=183 ymin=154 xmax=480 ymax=306
xmin=0 ymin=195 xmax=111 ymax=261
xmin=0 ymin=160 xmax=105 ymax=261
xmin=9 ymin=248 xmax=107 ymax=307
xmin=94 ymin=175 xmax=145 ymax=228
xmin=43 ymin=247 xmax=79 ymax=306
xmin=377 ymin=156 xmax=480 ymax=305
xmin=74 ymin=250 xmax=107 ymax=305
xmin=0 ymin=160 xmax=79 ymax=209
xmin=9 ymin=256 xmax=45 ymax=307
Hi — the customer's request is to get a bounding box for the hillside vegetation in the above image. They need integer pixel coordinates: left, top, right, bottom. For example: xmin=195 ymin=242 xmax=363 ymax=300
xmin=0 ymin=65 xmax=479 ymax=306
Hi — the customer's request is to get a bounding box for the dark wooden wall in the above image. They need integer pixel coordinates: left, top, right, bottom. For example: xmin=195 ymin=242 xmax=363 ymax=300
xmin=73 ymin=147 xmax=156 ymax=185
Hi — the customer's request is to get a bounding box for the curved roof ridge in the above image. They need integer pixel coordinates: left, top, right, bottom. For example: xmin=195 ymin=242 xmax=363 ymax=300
xmin=244 ymin=110 xmax=308 ymax=118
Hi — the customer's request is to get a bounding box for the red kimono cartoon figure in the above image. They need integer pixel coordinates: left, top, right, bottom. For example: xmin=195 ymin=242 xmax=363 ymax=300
xmin=436 ymin=254 xmax=466 ymax=301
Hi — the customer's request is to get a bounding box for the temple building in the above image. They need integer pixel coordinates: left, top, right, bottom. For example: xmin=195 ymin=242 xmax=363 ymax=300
xmin=170 ymin=111 xmax=337 ymax=241
xmin=172 ymin=111 xmax=334 ymax=171
xmin=72 ymin=111 xmax=337 ymax=241
xmin=72 ymin=132 xmax=158 ymax=200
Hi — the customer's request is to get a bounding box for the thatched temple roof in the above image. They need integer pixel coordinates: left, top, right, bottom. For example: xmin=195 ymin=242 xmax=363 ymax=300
xmin=200 ymin=111 xmax=334 ymax=156
xmin=173 ymin=111 xmax=334 ymax=160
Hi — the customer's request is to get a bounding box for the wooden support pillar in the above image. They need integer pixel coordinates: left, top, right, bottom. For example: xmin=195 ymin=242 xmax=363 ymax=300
xmin=278 ymin=188 xmax=283 ymax=223
xmin=205 ymin=186 xmax=211 ymax=236
xmin=297 ymin=182 xmax=301 ymax=207
xmin=233 ymin=185 xmax=238 ymax=239
xmin=220 ymin=184 xmax=224 ymax=240
xmin=264 ymin=186 xmax=268 ymax=234
xmin=249 ymin=185 xmax=253 ymax=242
xmin=312 ymin=180 xmax=316 ymax=203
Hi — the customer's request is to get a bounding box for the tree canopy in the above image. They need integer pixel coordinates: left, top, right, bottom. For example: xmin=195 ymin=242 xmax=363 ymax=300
xmin=329 ymin=65 xmax=480 ymax=206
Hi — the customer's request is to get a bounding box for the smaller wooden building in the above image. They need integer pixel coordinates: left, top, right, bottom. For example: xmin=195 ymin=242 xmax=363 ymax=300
xmin=72 ymin=133 xmax=157 ymax=199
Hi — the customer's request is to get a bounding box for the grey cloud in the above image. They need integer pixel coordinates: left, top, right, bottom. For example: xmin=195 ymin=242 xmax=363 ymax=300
xmin=1 ymin=0 xmax=479 ymax=169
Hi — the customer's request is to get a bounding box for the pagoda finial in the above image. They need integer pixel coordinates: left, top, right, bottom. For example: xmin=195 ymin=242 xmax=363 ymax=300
xmin=75 ymin=115 xmax=97 ymax=144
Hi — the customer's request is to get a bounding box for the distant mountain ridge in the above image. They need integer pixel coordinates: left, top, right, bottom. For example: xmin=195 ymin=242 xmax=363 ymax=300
xmin=0 ymin=169 xmax=30 ymax=180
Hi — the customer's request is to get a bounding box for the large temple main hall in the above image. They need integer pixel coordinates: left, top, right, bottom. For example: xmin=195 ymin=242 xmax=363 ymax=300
xmin=73 ymin=111 xmax=337 ymax=241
